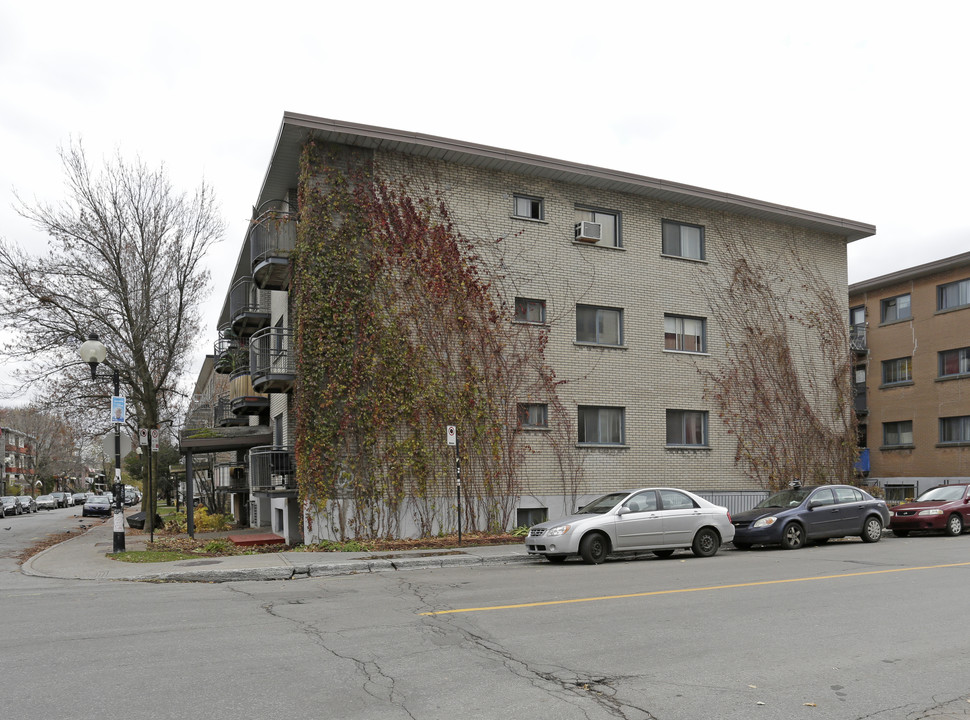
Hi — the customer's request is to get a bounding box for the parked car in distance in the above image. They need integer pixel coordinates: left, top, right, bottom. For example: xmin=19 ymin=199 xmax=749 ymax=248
xmin=71 ymin=493 xmax=88 ymax=507
xmin=889 ymin=484 xmax=970 ymax=537
xmin=525 ymin=488 xmax=735 ymax=564
xmin=731 ymin=484 xmax=889 ymax=550
xmin=1 ymin=496 xmax=22 ymax=516
xmin=36 ymin=494 xmax=57 ymax=510
xmin=64 ymin=493 xmax=75 ymax=507
xmin=50 ymin=492 xmax=67 ymax=508
xmin=16 ymin=496 xmax=37 ymax=513
xmin=82 ymin=496 xmax=112 ymax=518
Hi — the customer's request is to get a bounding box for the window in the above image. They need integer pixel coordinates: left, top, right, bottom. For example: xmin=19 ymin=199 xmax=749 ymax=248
xmin=849 ymin=306 xmax=865 ymax=326
xmin=517 ymin=403 xmax=548 ymax=429
xmin=938 ymin=278 xmax=970 ymax=311
xmin=940 ymin=416 xmax=970 ymax=444
xmin=664 ymin=315 xmax=706 ymax=352
xmin=882 ymin=357 xmax=912 ymax=385
xmin=881 ymin=294 xmax=911 ymax=323
xmin=809 ymin=488 xmax=836 ymax=507
xmin=578 ymin=406 xmax=624 ymax=445
xmin=658 ymin=489 xmax=698 ymax=510
xmin=883 ymin=420 xmax=913 ymax=447
xmin=939 ymin=347 xmax=970 ymax=377
xmin=662 ymin=220 xmax=705 ymax=260
xmin=576 ymin=305 xmax=623 ymax=346
xmin=517 ymin=507 xmax=547 ymax=527
xmin=666 ymin=410 xmax=708 ymax=447
xmin=834 ymin=487 xmax=864 ymax=504
xmin=514 ymin=297 xmax=546 ymax=324
xmin=513 ymin=194 xmax=543 ymax=220
xmin=575 ymin=207 xmax=620 ymax=247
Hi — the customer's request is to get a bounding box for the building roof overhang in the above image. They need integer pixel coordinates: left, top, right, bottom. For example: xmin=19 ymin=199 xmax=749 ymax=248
xmin=219 ymin=112 xmax=877 ymax=325
xmin=849 ymin=250 xmax=970 ymax=296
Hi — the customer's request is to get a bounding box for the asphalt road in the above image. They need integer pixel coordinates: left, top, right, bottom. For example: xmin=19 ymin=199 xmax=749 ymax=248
xmin=3 ymin=512 xmax=970 ymax=720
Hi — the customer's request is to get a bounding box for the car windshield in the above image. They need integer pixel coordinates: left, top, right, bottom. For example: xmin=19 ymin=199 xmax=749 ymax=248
xmin=754 ymin=488 xmax=813 ymax=509
xmin=577 ymin=492 xmax=631 ymax=514
xmin=89 ymin=497 xmax=109 ymax=504
xmin=916 ymin=486 xmax=966 ymax=502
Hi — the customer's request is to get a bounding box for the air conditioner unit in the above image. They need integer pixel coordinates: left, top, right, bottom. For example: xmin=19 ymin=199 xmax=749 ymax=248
xmin=575 ymin=221 xmax=602 ymax=242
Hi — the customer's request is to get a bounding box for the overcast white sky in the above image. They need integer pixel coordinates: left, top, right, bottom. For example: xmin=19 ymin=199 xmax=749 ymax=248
xmin=1 ymin=1 xmax=968 ymax=402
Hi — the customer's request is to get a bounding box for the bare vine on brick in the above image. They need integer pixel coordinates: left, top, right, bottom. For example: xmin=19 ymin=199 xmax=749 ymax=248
xmin=698 ymin=225 xmax=857 ymax=491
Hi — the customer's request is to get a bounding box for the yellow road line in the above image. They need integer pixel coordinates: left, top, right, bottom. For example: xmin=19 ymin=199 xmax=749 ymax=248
xmin=420 ymin=560 xmax=970 ymax=616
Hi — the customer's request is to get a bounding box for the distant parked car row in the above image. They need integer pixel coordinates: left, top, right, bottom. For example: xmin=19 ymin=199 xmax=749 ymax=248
xmin=0 ymin=490 xmax=143 ymax=518
xmin=525 ymin=482 xmax=970 ymax=564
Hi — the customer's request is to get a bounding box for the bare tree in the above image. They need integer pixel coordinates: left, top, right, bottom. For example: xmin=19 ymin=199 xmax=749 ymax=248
xmin=0 ymin=403 xmax=85 ymax=492
xmin=0 ymin=140 xmax=225 ymax=531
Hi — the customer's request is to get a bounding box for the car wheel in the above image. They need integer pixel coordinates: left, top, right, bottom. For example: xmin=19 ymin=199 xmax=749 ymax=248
xmin=945 ymin=514 xmax=963 ymax=537
xmin=545 ymin=555 xmax=567 ymax=564
xmin=732 ymin=542 xmax=751 ymax=550
xmin=780 ymin=523 xmax=804 ymax=550
xmin=861 ymin=516 xmax=883 ymax=543
xmin=579 ymin=533 xmax=609 ymax=565
xmin=691 ymin=528 xmax=720 ymax=557
xmin=653 ymin=549 xmax=676 ymax=558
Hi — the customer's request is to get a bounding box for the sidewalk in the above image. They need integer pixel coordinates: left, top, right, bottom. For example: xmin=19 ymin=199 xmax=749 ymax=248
xmin=21 ymin=518 xmax=538 ymax=583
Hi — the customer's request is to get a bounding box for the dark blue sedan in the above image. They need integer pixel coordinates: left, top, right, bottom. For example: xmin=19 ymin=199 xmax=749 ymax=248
xmin=731 ymin=484 xmax=889 ymax=550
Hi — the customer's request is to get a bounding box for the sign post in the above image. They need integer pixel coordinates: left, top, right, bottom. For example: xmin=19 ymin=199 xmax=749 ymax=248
xmin=447 ymin=425 xmax=461 ymax=545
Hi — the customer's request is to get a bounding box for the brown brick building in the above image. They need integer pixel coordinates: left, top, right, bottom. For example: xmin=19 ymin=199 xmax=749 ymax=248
xmin=849 ymin=251 xmax=970 ymax=502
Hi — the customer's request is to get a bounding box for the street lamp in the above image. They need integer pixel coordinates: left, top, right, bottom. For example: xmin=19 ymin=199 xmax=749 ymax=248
xmin=79 ymin=333 xmax=125 ymax=553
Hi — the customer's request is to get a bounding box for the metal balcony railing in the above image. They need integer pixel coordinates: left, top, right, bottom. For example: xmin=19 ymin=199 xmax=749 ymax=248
xmin=251 ymin=204 xmax=296 ymax=291
xmin=229 ymin=276 xmax=270 ymax=337
xmin=850 ymin=324 xmax=867 ymax=352
xmin=250 ymin=326 xmax=296 ymax=394
xmin=214 ymin=463 xmax=248 ymax=492
xmin=853 ymin=383 xmax=867 ymax=415
xmin=249 ymin=445 xmax=296 ymax=492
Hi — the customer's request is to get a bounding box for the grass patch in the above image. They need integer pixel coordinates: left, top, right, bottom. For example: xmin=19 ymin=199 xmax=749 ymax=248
xmin=111 ymin=550 xmax=197 ymax=563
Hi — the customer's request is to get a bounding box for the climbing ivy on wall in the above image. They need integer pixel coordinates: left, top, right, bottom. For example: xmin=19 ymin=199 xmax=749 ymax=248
xmin=293 ymin=141 xmax=566 ymax=539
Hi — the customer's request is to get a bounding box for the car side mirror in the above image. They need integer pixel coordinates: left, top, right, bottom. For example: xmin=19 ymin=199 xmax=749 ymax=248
xmin=616 ymin=506 xmax=629 ymax=516
xmin=807 ymin=501 xmax=818 ymax=511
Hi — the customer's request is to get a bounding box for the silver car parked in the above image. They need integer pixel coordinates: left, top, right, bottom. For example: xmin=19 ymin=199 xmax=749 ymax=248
xmin=525 ymin=488 xmax=735 ymax=564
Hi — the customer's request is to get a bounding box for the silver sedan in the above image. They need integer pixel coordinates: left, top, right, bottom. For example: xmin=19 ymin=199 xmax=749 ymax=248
xmin=525 ymin=488 xmax=735 ymax=564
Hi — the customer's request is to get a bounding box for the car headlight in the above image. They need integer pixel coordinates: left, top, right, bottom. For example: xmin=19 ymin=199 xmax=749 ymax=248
xmin=752 ymin=516 xmax=778 ymax=528
xmin=545 ymin=524 xmax=571 ymax=537
xmin=918 ymin=509 xmax=944 ymax=516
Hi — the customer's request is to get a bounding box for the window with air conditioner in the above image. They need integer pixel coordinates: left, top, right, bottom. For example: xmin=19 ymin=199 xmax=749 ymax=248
xmin=575 ymin=208 xmax=619 ymax=247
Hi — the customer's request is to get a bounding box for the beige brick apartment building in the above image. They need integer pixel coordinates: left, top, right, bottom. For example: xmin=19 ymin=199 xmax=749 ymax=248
xmin=849 ymin=251 xmax=970 ymax=502
xmin=183 ymin=113 xmax=875 ymax=543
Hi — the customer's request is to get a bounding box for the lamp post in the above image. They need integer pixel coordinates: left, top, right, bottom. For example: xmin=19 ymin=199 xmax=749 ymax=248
xmin=79 ymin=333 xmax=125 ymax=553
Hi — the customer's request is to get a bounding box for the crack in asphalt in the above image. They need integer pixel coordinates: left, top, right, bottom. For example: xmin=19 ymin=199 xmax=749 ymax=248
xmin=225 ymin=585 xmax=417 ymax=719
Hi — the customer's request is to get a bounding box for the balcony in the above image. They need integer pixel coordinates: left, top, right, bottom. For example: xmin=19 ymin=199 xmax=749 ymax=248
xmin=214 ymin=462 xmax=248 ymax=492
xmin=229 ymin=276 xmax=270 ymax=338
xmin=251 ymin=205 xmax=296 ymax=291
xmin=853 ymin=383 xmax=867 ymax=416
xmin=850 ymin=324 xmax=867 ymax=353
xmin=249 ymin=445 xmax=296 ymax=494
xmin=250 ymin=326 xmax=296 ymax=394
xmin=215 ymin=393 xmax=248 ymax=427
xmin=229 ymin=369 xmax=269 ymax=416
